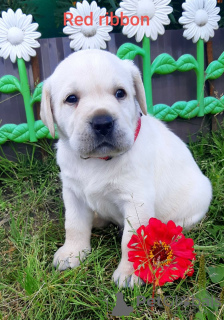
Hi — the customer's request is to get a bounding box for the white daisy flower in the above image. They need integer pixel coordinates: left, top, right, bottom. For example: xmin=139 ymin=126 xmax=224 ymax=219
xmin=179 ymin=0 xmax=221 ymax=43
xmin=115 ymin=0 xmax=173 ymax=42
xmin=63 ymin=0 xmax=113 ymax=51
xmin=0 ymin=8 xmax=41 ymax=63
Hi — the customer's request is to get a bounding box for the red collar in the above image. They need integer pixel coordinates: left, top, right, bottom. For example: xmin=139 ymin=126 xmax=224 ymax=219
xmin=134 ymin=116 xmax=142 ymax=141
xmin=99 ymin=116 xmax=142 ymax=161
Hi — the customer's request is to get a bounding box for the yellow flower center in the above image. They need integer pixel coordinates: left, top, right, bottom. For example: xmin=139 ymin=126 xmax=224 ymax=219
xmin=149 ymin=241 xmax=173 ymax=266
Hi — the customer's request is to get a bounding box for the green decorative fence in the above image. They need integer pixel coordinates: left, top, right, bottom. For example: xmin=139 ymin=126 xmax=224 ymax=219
xmin=1 ymin=3 xmax=224 ymax=145
xmin=1 ymin=39 xmax=224 ymax=145
xmin=117 ymin=38 xmax=224 ymax=121
xmin=0 ymin=61 xmax=58 ymax=144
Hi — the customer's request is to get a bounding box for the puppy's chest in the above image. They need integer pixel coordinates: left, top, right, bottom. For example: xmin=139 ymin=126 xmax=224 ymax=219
xmin=61 ymin=166 xmax=125 ymax=223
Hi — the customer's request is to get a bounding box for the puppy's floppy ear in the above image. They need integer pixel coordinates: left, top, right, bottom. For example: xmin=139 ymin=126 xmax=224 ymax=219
xmin=123 ymin=60 xmax=147 ymax=115
xmin=131 ymin=64 xmax=147 ymax=115
xmin=40 ymin=79 xmax=55 ymax=138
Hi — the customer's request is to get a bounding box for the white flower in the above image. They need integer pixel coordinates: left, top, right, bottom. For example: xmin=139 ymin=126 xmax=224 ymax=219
xmin=115 ymin=0 xmax=173 ymax=42
xmin=63 ymin=0 xmax=113 ymax=51
xmin=179 ymin=0 xmax=220 ymax=43
xmin=0 ymin=8 xmax=41 ymax=63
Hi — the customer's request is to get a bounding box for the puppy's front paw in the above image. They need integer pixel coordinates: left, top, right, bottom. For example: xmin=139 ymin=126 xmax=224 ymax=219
xmin=112 ymin=263 xmax=144 ymax=288
xmin=53 ymin=244 xmax=90 ymax=271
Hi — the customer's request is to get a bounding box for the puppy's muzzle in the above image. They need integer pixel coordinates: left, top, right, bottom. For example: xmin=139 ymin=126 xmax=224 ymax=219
xmin=91 ymin=115 xmax=114 ymax=137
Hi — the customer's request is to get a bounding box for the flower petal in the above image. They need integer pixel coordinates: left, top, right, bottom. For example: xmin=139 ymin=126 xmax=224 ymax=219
xmin=9 ymin=48 xmax=17 ymax=63
xmin=0 ymin=41 xmax=11 ymax=60
xmin=136 ymin=26 xmax=145 ymax=42
xmin=180 ymin=0 xmax=220 ymax=42
xmin=128 ymin=218 xmax=195 ymax=286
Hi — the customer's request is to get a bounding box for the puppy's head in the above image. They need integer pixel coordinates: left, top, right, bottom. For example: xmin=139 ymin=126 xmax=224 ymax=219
xmin=40 ymin=49 xmax=147 ymax=159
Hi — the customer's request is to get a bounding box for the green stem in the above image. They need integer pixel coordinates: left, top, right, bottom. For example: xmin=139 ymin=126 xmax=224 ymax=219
xmin=151 ymin=279 xmax=156 ymax=311
xmin=196 ymin=39 xmax=205 ymax=117
xmin=17 ymin=58 xmax=37 ymax=142
xmin=142 ymin=36 xmax=153 ymax=115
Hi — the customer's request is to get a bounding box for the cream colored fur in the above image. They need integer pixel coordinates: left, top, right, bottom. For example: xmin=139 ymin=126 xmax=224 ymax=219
xmin=40 ymin=49 xmax=212 ymax=288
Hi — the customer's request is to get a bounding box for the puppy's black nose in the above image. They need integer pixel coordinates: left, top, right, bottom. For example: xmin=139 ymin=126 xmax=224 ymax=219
xmin=91 ymin=115 xmax=114 ymax=136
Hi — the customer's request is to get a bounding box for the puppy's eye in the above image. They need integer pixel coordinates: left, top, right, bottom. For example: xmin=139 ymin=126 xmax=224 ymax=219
xmin=65 ymin=95 xmax=78 ymax=104
xmin=115 ymin=89 xmax=126 ymax=99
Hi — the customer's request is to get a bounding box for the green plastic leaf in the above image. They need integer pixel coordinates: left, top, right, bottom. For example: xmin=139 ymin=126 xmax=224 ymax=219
xmin=171 ymin=101 xmax=187 ymax=113
xmin=117 ymin=43 xmax=145 ymax=60
xmin=11 ymin=123 xmax=30 ymax=142
xmin=152 ymin=97 xmax=224 ymax=121
xmin=204 ymin=97 xmax=224 ymax=115
xmin=31 ymin=82 xmax=43 ymax=105
xmin=178 ymin=100 xmax=199 ymax=119
xmin=153 ymin=104 xmax=178 ymax=121
xmin=153 ymin=100 xmax=203 ymax=121
xmin=0 ymin=123 xmax=30 ymax=143
xmin=205 ymin=61 xmax=224 ymax=80
xmin=217 ymin=52 xmax=224 ymax=65
xmin=0 ymin=121 xmax=59 ymax=144
xmin=0 ymin=75 xmax=21 ymax=93
xmin=0 ymin=124 xmax=16 ymax=144
xmin=151 ymin=54 xmax=176 ymax=75
xmin=34 ymin=120 xmax=58 ymax=140
xmin=177 ymin=54 xmax=198 ymax=72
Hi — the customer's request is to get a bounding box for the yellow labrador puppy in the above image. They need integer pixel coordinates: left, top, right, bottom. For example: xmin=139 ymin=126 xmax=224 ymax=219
xmin=40 ymin=49 xmax=212 ymax=288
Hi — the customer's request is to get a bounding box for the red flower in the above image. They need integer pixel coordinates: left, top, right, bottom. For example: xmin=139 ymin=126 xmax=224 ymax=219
xmin=128 ymin=218 xmax=196 ymax=286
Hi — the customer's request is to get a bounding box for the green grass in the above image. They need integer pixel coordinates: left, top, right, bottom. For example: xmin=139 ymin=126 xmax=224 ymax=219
xmin=0 ymin=126 xmax=224 ymax=320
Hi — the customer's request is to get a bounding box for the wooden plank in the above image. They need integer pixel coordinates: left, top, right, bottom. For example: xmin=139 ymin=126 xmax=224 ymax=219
xmin=31 ymin=55 xmax=41 ymax=119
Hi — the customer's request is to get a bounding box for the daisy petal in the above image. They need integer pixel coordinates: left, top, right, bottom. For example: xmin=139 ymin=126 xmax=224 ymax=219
xmin=10 ymin=48 xmax=17 ymax=63
xmin=0 ymin=42 xmax=11 ymax=60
